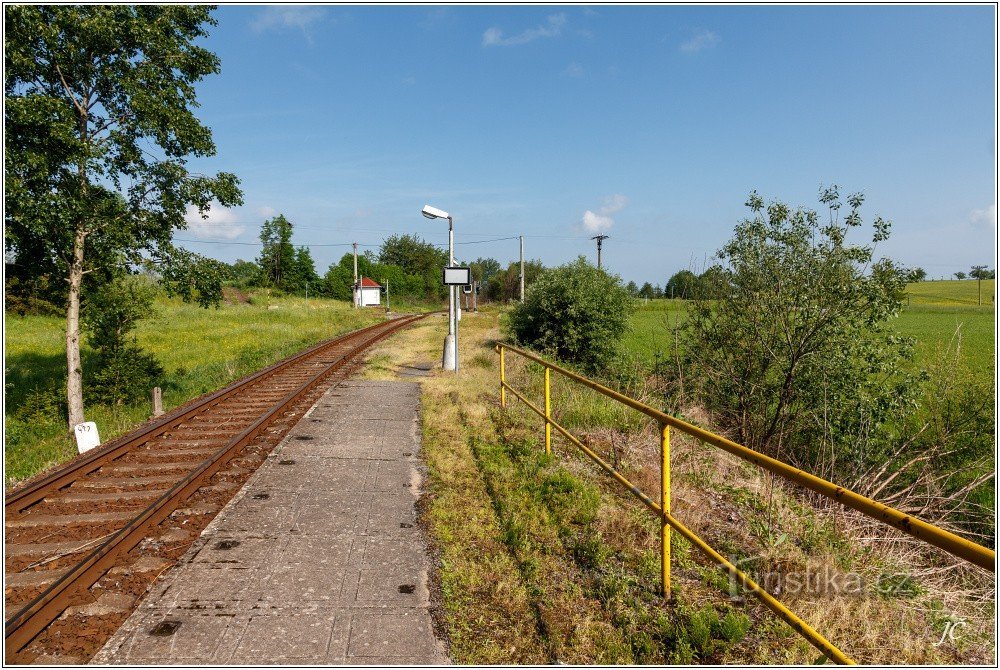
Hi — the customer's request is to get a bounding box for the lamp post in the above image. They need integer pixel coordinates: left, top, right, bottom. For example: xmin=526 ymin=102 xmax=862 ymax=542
xmin=422 ymin=204 xmax=458 ymax=371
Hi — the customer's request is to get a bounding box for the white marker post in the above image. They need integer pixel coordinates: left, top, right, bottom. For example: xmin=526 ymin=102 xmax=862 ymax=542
xmin=73 ymin=421 xmax=101 ymax=454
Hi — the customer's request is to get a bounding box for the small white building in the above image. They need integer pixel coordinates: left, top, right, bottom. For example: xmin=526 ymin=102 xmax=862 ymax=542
xmin=354 ymin=277 xmax=382 ymax=307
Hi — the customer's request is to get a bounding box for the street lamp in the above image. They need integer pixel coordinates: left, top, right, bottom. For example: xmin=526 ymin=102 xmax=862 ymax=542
xmin=422 ymin=204 xmax=458 ymax=372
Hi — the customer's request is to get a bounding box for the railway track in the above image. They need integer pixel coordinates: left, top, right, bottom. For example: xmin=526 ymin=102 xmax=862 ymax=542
xmin=4 ymin=314 xmax=427 ymax=663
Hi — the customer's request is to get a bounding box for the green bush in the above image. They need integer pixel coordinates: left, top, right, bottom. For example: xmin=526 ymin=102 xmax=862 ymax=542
xmin=505 ymin=257 xmax=632 ymax=372
xmin=84 ymin=275 xmax=164 ymax=405
xmin=678 ymin=188 xmax=918 ymax=480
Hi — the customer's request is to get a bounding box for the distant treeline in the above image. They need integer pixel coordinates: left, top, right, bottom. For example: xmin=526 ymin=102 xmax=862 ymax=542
xmin=5 ymin=214 xmax=547 ymax=313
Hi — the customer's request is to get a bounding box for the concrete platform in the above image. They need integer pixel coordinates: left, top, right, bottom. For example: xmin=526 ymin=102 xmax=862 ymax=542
xmin=93 ymin=380 xmax=448 ymax=665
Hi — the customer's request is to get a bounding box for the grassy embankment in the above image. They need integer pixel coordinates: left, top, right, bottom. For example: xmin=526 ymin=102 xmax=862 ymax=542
xmin=360 ymin=307 xmax=994 ymax=664
xmin=3 ymin=292 xmax=399 ymax=486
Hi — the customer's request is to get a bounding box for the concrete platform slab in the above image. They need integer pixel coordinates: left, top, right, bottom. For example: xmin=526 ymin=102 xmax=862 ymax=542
xmin=93 ymin=380 xmax=448 ymax=665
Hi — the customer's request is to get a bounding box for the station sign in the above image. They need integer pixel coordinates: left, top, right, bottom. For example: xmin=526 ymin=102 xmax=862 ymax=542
xmin=442 ymin=266 xmax=471 ymax=286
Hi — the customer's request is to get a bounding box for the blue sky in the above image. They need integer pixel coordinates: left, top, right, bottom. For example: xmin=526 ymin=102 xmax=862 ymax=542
xmin=179 ymin=5 xmax=997 ymax=283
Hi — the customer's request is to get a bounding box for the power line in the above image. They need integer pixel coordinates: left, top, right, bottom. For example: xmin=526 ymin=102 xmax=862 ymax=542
xmin=174 ymin=238 xmax=380 ymax=247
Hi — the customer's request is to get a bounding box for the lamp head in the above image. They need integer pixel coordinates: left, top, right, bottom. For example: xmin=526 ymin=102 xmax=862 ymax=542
xmin=421 ymin=204 xmax=450 ymax=220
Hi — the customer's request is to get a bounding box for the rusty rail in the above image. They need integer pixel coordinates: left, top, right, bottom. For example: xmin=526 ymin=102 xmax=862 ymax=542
xmin=5 ymin=314 xmax=426 ymax=658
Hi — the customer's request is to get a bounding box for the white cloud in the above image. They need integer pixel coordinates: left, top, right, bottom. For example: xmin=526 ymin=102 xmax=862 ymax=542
xmin=184 ymin=204 xmax=245 ymax=240
xmin=680 ymin=29 xmax=720 ymax=53
xmin=258 ymin=206 xmax=277 ymax=218
xmin=969 ymin=204 xmax=997 ymax=228
xmin=250 ymin=7 xmax=326 ymax=39
xmin=564 ymin=62 xmax=584 ymax=78
xmin=483 ymin=13 xmax=566 ymax=47
xmin=581 ymin=194 xmax=629 ymax=233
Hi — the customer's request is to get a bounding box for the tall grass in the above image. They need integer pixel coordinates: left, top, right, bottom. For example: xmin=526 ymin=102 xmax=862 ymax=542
xmin=4 ymin=294 xmax=388 ymax=486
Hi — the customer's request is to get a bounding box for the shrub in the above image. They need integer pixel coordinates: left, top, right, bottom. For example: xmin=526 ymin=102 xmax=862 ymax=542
xmin=678 ymin=187 xmax=918 ymax=481
xmin=84 ymin=275 xmax=164 ymax=405
xmin=505 ymin=257 xmax=632 ymax=372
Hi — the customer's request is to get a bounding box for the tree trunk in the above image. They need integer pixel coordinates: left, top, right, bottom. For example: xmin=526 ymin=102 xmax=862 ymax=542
xmin=66 ymin=225 xmax=86 ymax=429
xmin=66 ymin=88 xmax=90 ymax=430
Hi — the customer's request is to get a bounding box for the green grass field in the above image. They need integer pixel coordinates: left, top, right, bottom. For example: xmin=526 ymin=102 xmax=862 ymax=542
xmin=4 ymin=293 xmax=392 ymax=486
xmin=624 ymin=282 xmax=995 ymax=384
xmin=905 ymin=278 xmax=996 ymax=307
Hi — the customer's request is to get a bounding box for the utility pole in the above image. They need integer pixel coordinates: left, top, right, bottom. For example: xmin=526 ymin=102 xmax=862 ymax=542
xmin=352 ymin=242 xmax=359 ymax=308
xmin=519 ymin=235 xmax=525 ymax=302
xmin=591 ymin=235 xmax=610 ymax=270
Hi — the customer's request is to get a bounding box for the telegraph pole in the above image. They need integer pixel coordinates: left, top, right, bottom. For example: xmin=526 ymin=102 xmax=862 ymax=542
xmin=519 ymin=235 xmax=525 ymax=302
xmin=591 ymin=235 xmax=610 ymax=269
xmin=352 ymin=242 xmax=359 ymax=308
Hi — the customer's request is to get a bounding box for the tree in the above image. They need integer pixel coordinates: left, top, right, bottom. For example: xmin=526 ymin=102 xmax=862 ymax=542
xmin=954 ymin=272 xmax=967 ymax=280
xmin=159 ymin=246 xmax=228 ymax=308
xmin=506 ymin=257 xmax=633 ymax=372
xmin=257 ymin=215 xmax=296 ymax=290
xmin=696 ymin=266 xmax=731 ymax=299
xmin=470 ymin=257 xmax=502 ymax=288
xmin=378 ymin=234 xmax=448 ymax=299
xmin=625 ymin=280 xmax=639 ymax=297
xmin=678 ymin=188 xmax=918 ymax=481
xmin=291 ymin=246 xmax=318 ymax=295
xmin=484 ymin=260 xmax=546 ymax=302
xmin=229 ymin=259 xmax=262 ymax=289
xmin=665 ymin=270 xmax=698 ymax=299
xmin=84 ymin=275 xmax=163 ymax=406
xmin=969 ymin=265 xmax=995 ymax=280
xmin=638 ymin=282 xmax=655 ymax=299
xmin=906 ymin=267 xmax=927 ymax=283
xmin=5 ymin=6 xmax=242 ymax=428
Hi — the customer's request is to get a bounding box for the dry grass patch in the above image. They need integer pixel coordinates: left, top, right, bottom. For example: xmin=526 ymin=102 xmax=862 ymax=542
xmin=361 ymin=308 xmax=994 ymax=664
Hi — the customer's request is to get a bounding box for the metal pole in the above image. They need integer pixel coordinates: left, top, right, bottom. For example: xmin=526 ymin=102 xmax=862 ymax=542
xmin=353 ymin=242 xmax=358 ymax=308
xmin=473 ymin=281 xmax=478 ymax=312
xmin=661 ymin=422 xmax=671 ymax=598
xmin=499 ymin=345 xmax=506 ymax=408
xmin=450 ymin=217 xmax=458 ymax=372
xmin=544 ymin=367 xmax=551 ymax=455
xmin=519 ymin=235 xmax=525 ymax=302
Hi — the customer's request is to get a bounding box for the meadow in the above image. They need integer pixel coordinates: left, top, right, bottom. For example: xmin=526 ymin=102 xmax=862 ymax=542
xmin=624 ymin=280 xmax=996 ymax=385
xmin=4 ymin=293 xmax=391 ymax=486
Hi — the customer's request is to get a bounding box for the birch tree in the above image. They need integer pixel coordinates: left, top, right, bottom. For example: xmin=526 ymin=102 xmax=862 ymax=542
xmin=5 ymin=5 xmax=242 ymax=428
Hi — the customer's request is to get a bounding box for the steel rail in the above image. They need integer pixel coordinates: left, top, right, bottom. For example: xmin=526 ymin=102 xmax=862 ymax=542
xmin=5 ymin=318 xmax=399 ymax=514
xmin=498 ymin=343 xmax=995 ymax=573
xmin=5 ymin=315 xmax=426 ymax=658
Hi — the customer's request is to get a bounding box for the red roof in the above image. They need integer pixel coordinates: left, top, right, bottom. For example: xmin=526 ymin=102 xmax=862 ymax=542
xmin=357 ymin=277 xmax=381 ymax=288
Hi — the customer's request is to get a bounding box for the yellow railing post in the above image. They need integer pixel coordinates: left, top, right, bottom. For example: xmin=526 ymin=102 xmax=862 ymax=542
xmin=544 ymin=366 xmax=552 ymax=455
xmin=499 ymin=345 xmax=506 ymax=409
xmin=661 ymin=422 xmax=671 ymax=598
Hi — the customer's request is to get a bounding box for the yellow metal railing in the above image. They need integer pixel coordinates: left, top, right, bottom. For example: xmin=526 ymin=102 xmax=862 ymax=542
xmin=496 ymin=342 xmax=996 ymax=665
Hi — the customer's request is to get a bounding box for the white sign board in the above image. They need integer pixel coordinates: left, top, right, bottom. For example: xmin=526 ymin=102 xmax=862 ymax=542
xmin=442 ymin=266 xmax=471 ymax=286
xmin=74 ymin=421 xmax=101 ymax=454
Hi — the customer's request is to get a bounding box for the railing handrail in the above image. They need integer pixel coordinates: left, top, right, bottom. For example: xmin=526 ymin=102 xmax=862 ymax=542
xmin=498 ymin=342 xmax=995 ymax=573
